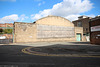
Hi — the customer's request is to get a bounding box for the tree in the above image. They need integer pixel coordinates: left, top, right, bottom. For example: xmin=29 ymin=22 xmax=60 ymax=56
xmin=0 ymin=29 xmax=3 ymax=34
xmin=4 ymin=29 xmax=13 ymax=34
xmin=0 ymin=29 xmax=3 ymax=32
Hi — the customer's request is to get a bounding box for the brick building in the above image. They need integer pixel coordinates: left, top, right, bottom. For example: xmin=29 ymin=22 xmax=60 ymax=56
xmin=0 ymin=23 xmax=13 ymax=27
xmin=72 ymin=16 xmax=92 ymax=41
xmin=89 ymin=16 xmax=100 ymax=45
xmin=72 ymin=16 xmax=92 ymax=36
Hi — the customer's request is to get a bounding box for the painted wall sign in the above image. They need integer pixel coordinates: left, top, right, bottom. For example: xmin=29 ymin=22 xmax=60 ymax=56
xmin=37 ymin=24 xmax=75 ymax=38
xmin=91 ymin=25 xmax=100 ymax=32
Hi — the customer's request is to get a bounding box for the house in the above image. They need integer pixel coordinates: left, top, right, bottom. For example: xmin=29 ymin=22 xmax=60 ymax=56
xmin=72 ymin=15 xmax=92 ymax=41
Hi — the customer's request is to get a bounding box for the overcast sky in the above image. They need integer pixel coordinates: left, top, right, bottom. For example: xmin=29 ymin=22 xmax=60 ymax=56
xmin=0 ymin=0 xmax=100 ymax=23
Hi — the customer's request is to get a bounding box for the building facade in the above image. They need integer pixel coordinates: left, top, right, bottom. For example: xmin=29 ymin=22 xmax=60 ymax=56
xmin=72 ymin=16 xmax=92 ymax=36
xmin=72 ymin=16 xmax=92 ymax=41
xmin=0 ymin=23 xmax=13 ymax=27
xmin=89 ymin=16 xmax=100 ymax=45
xmin=14 ymin=15 xmax=84 ymax=43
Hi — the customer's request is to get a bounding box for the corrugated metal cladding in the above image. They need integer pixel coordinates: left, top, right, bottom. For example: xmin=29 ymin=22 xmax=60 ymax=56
xmin=90 ymin=18 xmax=100 ymax=45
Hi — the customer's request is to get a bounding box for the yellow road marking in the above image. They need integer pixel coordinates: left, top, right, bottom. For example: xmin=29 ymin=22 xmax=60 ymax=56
xmin=21 ymin=47 xmax=100 ymax=58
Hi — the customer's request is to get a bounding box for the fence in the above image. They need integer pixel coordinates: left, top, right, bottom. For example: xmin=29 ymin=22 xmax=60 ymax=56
xmin=0 ymin=27 xmax=14 ymax=44
xmin=0 ymin=39 xmax=13 ymax=44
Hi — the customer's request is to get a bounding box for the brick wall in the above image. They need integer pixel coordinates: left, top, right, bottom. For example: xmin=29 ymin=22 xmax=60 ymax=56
xmin=72 ymin=18 xmax=91 ymax=35
xmin=90 ymin=18 xmax=100 ymax=44
xmin=0 ymin=23 xmax=13 ymax=27
xmin=14 ymin=22 xmax=36 ymax=43
xmin=75 ymin=27 xmax=84 ymax=41
xmin=14 ymin=16 xmax=84 ymax=43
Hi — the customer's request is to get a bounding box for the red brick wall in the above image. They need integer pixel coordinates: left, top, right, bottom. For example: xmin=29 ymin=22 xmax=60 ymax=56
xmin=0 ymin=23 xmax=13 ymax=27
xmin=72 ymin=18 xmax=90 ymax=34
xmin=90 ymin=19 xmax=100 ymax=45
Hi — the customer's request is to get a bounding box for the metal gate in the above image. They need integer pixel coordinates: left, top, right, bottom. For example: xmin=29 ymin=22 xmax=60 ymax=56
xmin=0 ymin=27 xmax=14 ymax=44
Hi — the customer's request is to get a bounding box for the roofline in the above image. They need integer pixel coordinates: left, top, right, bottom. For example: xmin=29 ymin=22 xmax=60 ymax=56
xmin=78 ymin=15 xmax=88 ymax=18
xmin=35 ymin=15 xmax=71 ymax=23
xmin=72 ymin=17 xmax=92 ymax=22
xmin=14 ymin=22 xmax=33 ymax=24
xmin=90 ymin=16 xmax=100 ymax=21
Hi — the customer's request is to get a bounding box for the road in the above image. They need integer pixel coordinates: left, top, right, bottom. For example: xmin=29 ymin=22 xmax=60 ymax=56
xmin=0 ymin=44 xmax=100 ymax=67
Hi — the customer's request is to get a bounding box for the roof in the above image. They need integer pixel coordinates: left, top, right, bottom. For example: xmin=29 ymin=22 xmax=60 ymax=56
xmin=35 ymin=15 xmax=71 ymax=23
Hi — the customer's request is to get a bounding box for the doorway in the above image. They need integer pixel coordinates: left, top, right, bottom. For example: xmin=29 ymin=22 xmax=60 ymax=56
xmin=76 ymin=33 xmax=81 ymax=41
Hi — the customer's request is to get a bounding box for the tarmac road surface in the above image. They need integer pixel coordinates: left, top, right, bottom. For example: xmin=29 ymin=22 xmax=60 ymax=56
xmin=0 ymin=42 xmax=100 ymax=67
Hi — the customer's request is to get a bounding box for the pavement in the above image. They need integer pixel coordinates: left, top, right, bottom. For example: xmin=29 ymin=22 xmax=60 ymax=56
xmin=8 ymin=41 xmax=95 ymax=47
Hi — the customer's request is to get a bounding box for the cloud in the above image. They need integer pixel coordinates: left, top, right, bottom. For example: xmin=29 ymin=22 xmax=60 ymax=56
xmin=19 ymin=14 xmax=29 ymax=22
xmin=38 ymin=1 xmax=45 ymax=6
xmin=38 ymin=3 xmax=41 ymax=6
xmin=65 ymin=14 xmax=81 ymax=21
xmin=0 ymin=14 xmax=29 ymax=23
xmin=0 ymin=14 xmax=18 ymax=23
xmin=0 ymin=0 xmax=16 ymax=2
xmin=31 ymin=0 xmax=93 ymax=21
xmin=87 ymin=14 xmax=95 ymax=18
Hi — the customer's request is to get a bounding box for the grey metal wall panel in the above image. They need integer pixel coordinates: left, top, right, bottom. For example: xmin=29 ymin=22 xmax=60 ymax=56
xmin=37 ymin=24 xmax=75 ymax=38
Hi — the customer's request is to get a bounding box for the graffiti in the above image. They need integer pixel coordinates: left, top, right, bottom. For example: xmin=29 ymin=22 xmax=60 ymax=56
xmin=37 ymin=24 xmax=75 ymax=38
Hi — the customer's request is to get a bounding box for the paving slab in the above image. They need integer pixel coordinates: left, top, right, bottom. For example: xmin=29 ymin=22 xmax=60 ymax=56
xmin=6 ymin=41 xmax=96 ymax=47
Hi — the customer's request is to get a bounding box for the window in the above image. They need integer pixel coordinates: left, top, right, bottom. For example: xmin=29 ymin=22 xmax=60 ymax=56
xmin=86 ymin=33 xmax=89 ymax=36
xmin=86 ymin=28 xmax=88 ymax=31
xmin=77 ymin=22 xmax=82 ymax=27
xmin=83 ymin=34 xmax=86 ymax=36
xmin=83 ymin=28 xmax=85 ymax=31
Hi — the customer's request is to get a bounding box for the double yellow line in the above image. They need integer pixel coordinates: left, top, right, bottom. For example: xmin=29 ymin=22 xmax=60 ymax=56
xmin=22 ymin=47 xmax=100 ymax=58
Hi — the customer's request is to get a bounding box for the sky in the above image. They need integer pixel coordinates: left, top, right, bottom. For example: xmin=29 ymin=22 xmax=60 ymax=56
xmin=0 ymin=0 xmax=100 ymax=23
